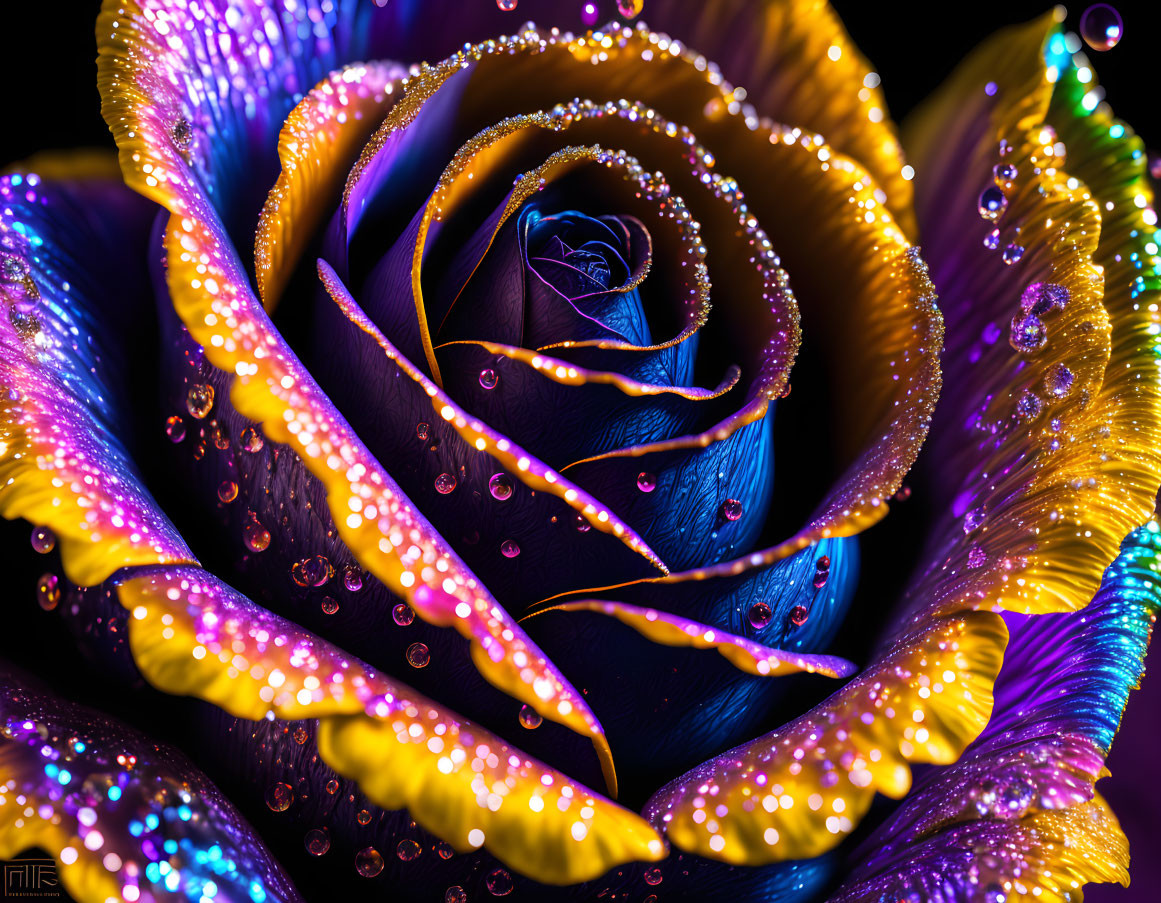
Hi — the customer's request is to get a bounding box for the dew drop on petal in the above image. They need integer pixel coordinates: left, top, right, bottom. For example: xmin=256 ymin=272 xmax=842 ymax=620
xmin=496 ymin=0 xmax=517 ymax=9
xmin=478 ymin=369 xmax=499 ymax=390
xmin=1015 ymin=390 xmax=1043 ymax=421
xmin=519 ymin=705 xmax=543 ymax=729
xmin=967 ymin=546 xmax=988 ymax=569
xmin=416 ymin=422 xmax=430 ymax=441
xmin=396 ymin=839 xmax=421 ymax=862
xmin=816 ymin=555 xmax=831 ymax=571
xmin=983 ymin=228 xmax=1001 ymax=250
xmin=392 ymin=603 xmax=415 ymax=626
xmin=1001 ymin=243 xmax=1025 ymax=265
xmin=265 ymin=782 xmax=294 ymax=812
xmin=500 ymin=539 xmax=521 ymax=558
xmin=343 ymin=565 xmax=364 ymax=592
xmin=574 ymin=515 xmax=592 ymax=533
xmin=186 ymin=383 xmax=214 ymax=419
xmin=435 ymin=472 xmax=457 ymax=494
xmin=992 ymin=162 xmax=1018 ymax=187
xmin=356 ymin=809 xmax=372 ymax=826
xmin=406 ymin=642 xmax=430 ymax=668
xmin=644 ymin=868 xmax=663 ymax=886
xmin=486 ymin=868 xmax=514 ymax=896
xmin=1020 ymin=281 xmax=1070 ymax=316
xmin=355 ymin=847 xmax=384 ymax=878
xmin=436 ymin=842 xmax=455 ymax=860
xmin=240 ymin=426 xmax=264 ymax=453
xmin=30 ymin=526 xmax=55 ymax=554
xmin=1046 ymin=363 xmax=1074 ymax=397
xmin=244 ymin=518 xmax=271 ymax=553
xmin=292 ymin=555 xmax=332 ymax=587
xmin=813 ymin=569 xmax=829 ymax=589
xmin=1080 ymin=4 xmax=1123 ymax=51
xmin=36 ymin=573 xmax=60 ymax=611
xmin=720 ymin=498 xmax=743 ymax=521
xmin=489 ymin=473 xmax=514 ymax=501
xmin=321 ymin=597 xmax=340 ymax=615
xmin=217 ymin=480 xmax=238 ymax=503
xmin=326 ymin=780 xmax=339 ymax=795
xmin=788 ymin=605 xmax=809 ymax=627
xmin=964 ymin=507 xmax=986 ymax=533
xmin=305 ymin=828 xmax=330 ymax=856
xmin=445 ymin=887 xmax=467 ymax=903
xmin=636 ymin=472 xmax=657 ymax=493
xmin=617 ymin=0 xmax=644 ymax=16
xmin=747 ymin=601 xmax=772 ymax=629
xmin=977 ymin=186 xmax=1008 ymax=221
xmin=293 ymin=727 xmax=308 ymax=744
xmin=1009 ymin=312 xmax=1048 ymax=354
xmin=171 ymin=117 xmax=193 ymax=148
xmin=165 ymin=415 xmax=186 ymax=443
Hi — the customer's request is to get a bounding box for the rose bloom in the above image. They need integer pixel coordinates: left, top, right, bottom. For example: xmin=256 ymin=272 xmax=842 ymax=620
xmin=0 ymin=1 xmax=1158 ymax=901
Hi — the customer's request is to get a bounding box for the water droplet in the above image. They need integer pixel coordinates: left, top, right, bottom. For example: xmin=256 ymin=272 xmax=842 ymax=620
xmin=895 ymin=485 xmax=912 ymax=501
xmin=416 ymin=422 xmax=430 ymax=441
xmin=963 ymin=507 xmax=985 ymax=533
xmin=436 ymin=842 xmax=455 ymax=860
xmin=171 ymin=117 xmax=193 ymax=148
xmin=244 ymin=518 xmax=271 ymax=552
xmin=395 ymin=839 xmax=421 ymax=862
xmin=478 ymin=369 xmax=499 ymax=390
xmin=9 ymin=308 xmax=41 ymax=339
xmin=355 ymin=847 xmax=384 ymax=878
xmin=967 ymin=545 xmax=988 ymax=569
xmin=30 ymin=526 xmax=55 ymax=554
xmin=305 ymin=828 xmax=330 ymax=856
xmin=1080 ymin=4 xmax=1123 ymax=51
xmin=435 ymin=472 xmax=457 ymax=494
xmin=1001 ymin=243 xmax=1025 ymax=265
xmin=0 ymin=254 xmax=27 ymax=281
xmin=719 ymin=498 xmax=743 ymax=521
xmin=644 ymin=867 xmax=663 ymax=886
xmin=321 ymin=597 xmax=340 ymax=615
xmin=519 ymin=705 xmax=543 ymax=729
xmin=292 ymin=555 xmax=332 ymax=587
xmin=500 ymin=539 xmax=521 ymax=558
xmin=977 ymin=186 xmax=1008 ymax=221
xmin=636 ymin=472 xmax=657 ymax=492
xmin=192 ymin=441 xmax=206 ymax=460
xmin=580 ymin=1 xmax=600 ymax=27
xmin=217 ymin=480 xmax=238 ymax=503
xmin=36 ymin=574 xmax=60 ymax=611
xmin=293 ymin=726 xmax=308 ymax=744
xmin=1020 ymin=281 xmax=1069 ymax=316
xmin=356 ymin=809 xmax=372 ymax=826
xmin=496 ymin=0 xmax=517 ymax=10
xmin=813 ymin=570 xmax=829 ymax=589
xmin=617 ymin=0 xmax=644 ymax=16
xmin=406 ymin=642 xmax=430 ymax=668
xmin=816 ymin=555 xmax=831 ymax=571
xmin=1015 ymin=390 xmax=1043 ymax=421
xmin=992 ymin=162 xmax=1018 ymax=188
xmin=788 ymin=605 xmax=809 ymax=627
xmin=265 ymin=782 xmax=294 ymax=812
xmin=326 ymin=779 xmax=339 ymax=795
xmin=1046 ymin=363 xmax=1074 ymax=397
xmin=186 ymin=383 xmax=214 ymax=419
xmin=392 ymin=603 xmax=415 ymax=626
xmin=747 ymin=602 xmax=772 ymax=629
xmin=489 ymin=473 xmax=514 ymax=500
xmin=165 ymin=415 xmax=186 ymax=443
xmin=241 ymin=426 xmax=264 ymax=453
xmin=445 ymin=887 xmax=467 ymax=903
xmin=982 ymin=228 xmax=1001 ymax=250
xmin=574 ymin=515 xmax=591 ymax=532
xmin=1009 ymin=312 xmax=1048 ymax=354
xmin=486 ymin=868 xmax=514 ymax=896
xmin=343 ymin=565 xmax=364 ymax=592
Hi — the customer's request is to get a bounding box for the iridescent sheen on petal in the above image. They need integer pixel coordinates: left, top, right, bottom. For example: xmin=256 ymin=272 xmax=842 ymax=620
xmin=115 ymin=567 xmax=666 ymax=885
xmin=0 ymin=170 xmax=194 ymax=585
xmin=643 ymin=613 xmax=1006 ymax=864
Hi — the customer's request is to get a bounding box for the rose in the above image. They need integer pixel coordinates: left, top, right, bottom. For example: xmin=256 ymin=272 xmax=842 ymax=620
xmin=0 ymin=1 xmax=1158 ymax=901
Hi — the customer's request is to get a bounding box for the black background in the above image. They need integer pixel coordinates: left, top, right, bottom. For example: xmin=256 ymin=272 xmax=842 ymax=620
xmin=0 ymin=2 xmax=1158 ymax=901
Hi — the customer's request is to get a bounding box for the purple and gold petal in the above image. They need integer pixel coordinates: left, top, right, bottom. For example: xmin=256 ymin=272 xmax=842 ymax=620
xmin=115 ymin=566 xmax=666 ymax=884
xmin=0 ymin=169 xmax=195 ymax=585
xmin=528 ymin=600 xmax=855 ymax=679
xmin=255 ymin=60 xmax=405 ymax=311
xmin=643 ymin=613 xmax=1006 ymax=864
xmin=0 ymin=669 xmax=302 ymax=903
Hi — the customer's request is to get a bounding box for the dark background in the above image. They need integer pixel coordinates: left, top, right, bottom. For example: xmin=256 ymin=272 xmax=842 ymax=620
xmin=0 ymin=2 xmax=1158 ymax=901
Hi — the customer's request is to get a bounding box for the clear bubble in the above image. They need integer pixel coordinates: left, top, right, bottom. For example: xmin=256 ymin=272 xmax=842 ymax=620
xmin=305 ymin=828 xmax=331 ymax=856
xmin=1009 ymin=312 xmax=1048 ymax=354
xmin=747 ymin=601 xmax=772 ymax=629
xmin=406 ymin=642 xmax=430 ymax=668
xmin=292 ymin=555 xmax=332 ymax=587
xmin=788 ymin=605 xmax=809 ymax=627
xmin=1080 ymin=4 xmax=1123 ymax=51
xmin=241 ymin=426 xmax=264 ymax=453
xmin=217 ymin=480 xmax=238 ymax=503
xmin=265 ymin=782 xmax=294 ymax=812
xmin=343 ymin=565 xmax=364 ymax=592
xmin=644 ymin=867 xmax=663 ymax=886
xmin=36 ymin=573 xmax=60 ymax=611
xmin=977 ymin=186 xmax=1008 ymax=221
xmin=486 ymin=867 xmax=514 ymax=896
xmin=396 ymin=839 xmax=421 ymax=862
xmin=519 ymin=705 xmax=543 ymax=729
xmin=500 ymin=539 xmax=521 ymax=558
xmin=244 ymin=518 xmax=271 ymax=553
xmin=489 ymin=473 xmax=514 ymax=501
xmin=393 ymin=603 xmax=415 ymax=626
xmin=435 ymin=473 xmax=457 ymax=494
xmin=186 ymin=383 xmax=215 ymax=419
xmin=478 ymin=369 xmax=499 ymax=390
xmin=355 ymin=847 xmax=384 ymax=878
xmin=636 ymin=472 xmax=657 ymax=492
xmin=30 ymin=526 xmax=55 ymax=554
xmin=165 ymin=415 xmax=186 ymax=443
xmin=719 ymin=498 xmax=743 ymax=521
